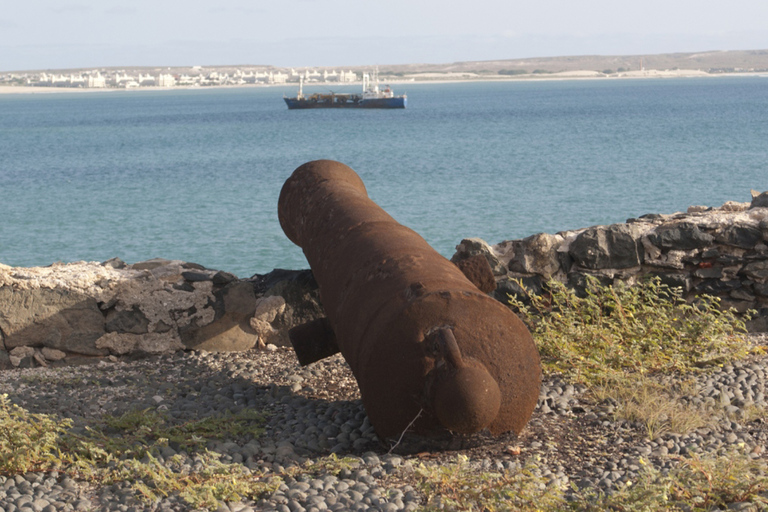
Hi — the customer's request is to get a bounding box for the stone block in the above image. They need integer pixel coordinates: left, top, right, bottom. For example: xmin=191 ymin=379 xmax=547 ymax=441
xmin=751 ymin=190 xmax=768 ymax=209
xmin=569 ymin=224 xmax=643 ymax=269
xmin=694 ymin=279 xmax=742 ymax=295
xmin=179 ymin=281 xmax=259 ymax=351
xmin=743 ymin=261 xmax=768 ymax=282
xmin=647 ymin=222 xmax=714 ymax=251
xmin=492 ymin=275 xmax=543 ymax=305
xmin=508 ymin=233 xmax=563 ymax=278
xmin=0 ymin=286 xmax=107 ymax=356
xmin=648 ymin=272 xmax=692 ymax=293
xmin=567 ymin=272 xmax=613 ymax=297
xmin=715 ymin=225 xmax=763 ymax=249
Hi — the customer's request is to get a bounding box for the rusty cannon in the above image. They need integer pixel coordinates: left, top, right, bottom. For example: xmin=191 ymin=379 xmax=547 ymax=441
xmin=278 ymin=160 xmax=541 ymax=438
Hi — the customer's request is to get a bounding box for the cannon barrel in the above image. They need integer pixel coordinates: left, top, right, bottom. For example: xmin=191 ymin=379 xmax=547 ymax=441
xmin=278 ymin=160 xmax=541 ymax=438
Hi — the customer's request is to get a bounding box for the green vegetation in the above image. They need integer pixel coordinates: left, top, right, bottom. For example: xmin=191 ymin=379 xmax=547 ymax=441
xmin=509 ymin=276 xmax=754 ymax=384
xmin=414 ymin=454 xmax=564 ymax=511
xmin=573 ymin=450 xmax=768 ymax=511
xmin=0 ymin=394 xmax=274 ymax=509
xmin=499 ymin=69 xmax=529 ymax=75
xmin=414 ymin=451 xmax=768 ymax=511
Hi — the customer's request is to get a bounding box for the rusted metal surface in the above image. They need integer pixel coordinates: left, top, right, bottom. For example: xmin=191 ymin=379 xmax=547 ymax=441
xmin=278 ymin=160 xmax=541 ymax=438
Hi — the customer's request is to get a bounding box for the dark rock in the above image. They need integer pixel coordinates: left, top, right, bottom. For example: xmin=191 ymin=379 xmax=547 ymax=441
xmin=129 ymin=258 xmax=174 ymax=271
xmin=101 ymin=257 xmax=127 ymax=269
xmin=172 ymin=281 xmax=195 ymax=292
xmin=715 ymin=225 xmax=763 ymax=249
xmin=694 ymin=279 xmax=742 ymax=295
xmin=105 ymin=306 xmax=150 ymax=335
xmin=212 ymin=271 xmax=238 ymax=285
xmin=717 ymin=254 xmax=746 ymax=266
xmin=0 ymin=349 xmax=11 ymax=370
xmin=753 ymin=282 xmax=768 ymax=297
xmin=567 ymin=272 xmax=613 ymax=297
xmin=648 ymin=222 xmax=714 ymax=250
xmin=0 ymin=287 xmax=107 ymax=356
xmin=750 ymin=190 xmax=768 ymax=209
xmin=743 ymin=261 xmax=768 ymax=282
xmin=701 ymin=248 xmax=721 ymax=259
xmin=493 ymin=275 xmax=543 ymax=304
xmin=694 ymin=267 xmax=724 ymax=279
xmin=649 ymin=272 xmax=692 ymax=292
xmin=250 ymin=269 xmax=316 ymax=295
xmin=730 ymin=288 xmax=756 ymax=302
xmin=181 ymin=271 xmax=212 ymax=282
xmin=569 ymin=225 xmax=643 ymax=269
xmin=263 ymin=274 xmax=325 ymax=329
xmin=181 ymin=262 xmax=207 ymax=270
xmin=718 ymin=298 xmax=755 ymax=314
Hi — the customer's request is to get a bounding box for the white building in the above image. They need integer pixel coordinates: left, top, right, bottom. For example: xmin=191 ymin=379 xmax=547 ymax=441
xmin=157 ymin=74 xmax=176 ymax=87
xmin=269 ymin=71 xmax=288 ymax=84
xmin=86 ymin=72 xmax=106 ymax=88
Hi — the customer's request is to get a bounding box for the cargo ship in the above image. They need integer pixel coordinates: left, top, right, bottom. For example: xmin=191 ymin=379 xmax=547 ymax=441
xmin=283 ymin=71 xmax=406 ymax=109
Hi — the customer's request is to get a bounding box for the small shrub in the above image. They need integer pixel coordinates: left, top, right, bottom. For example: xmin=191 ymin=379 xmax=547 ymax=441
xmin=509 ymin=277 xmax=753 ymax=383
xmin=0 ymin=393 xmax=74 ymax=474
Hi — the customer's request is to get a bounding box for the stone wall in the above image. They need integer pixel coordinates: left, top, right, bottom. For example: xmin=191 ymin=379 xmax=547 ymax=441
xmin=4 ymin=190 xmax=768 ymax=370
xmin=0 ymin=259 xmax=324 ymax=370
xmin=452 ymin=191 xmax=768 ymax=332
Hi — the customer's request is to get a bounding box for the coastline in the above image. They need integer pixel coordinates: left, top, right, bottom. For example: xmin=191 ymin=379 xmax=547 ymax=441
xmin=1 ymin=69 xmax=765 ymax=95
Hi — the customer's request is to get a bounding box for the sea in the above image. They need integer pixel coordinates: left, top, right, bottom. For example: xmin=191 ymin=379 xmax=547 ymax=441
xmin=1 ymin=77 xmax=767 ymax=278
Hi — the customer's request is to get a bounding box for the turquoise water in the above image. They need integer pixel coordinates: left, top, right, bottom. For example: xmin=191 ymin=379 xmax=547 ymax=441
xmin=1 ymin=77 xmax=767 ymax=277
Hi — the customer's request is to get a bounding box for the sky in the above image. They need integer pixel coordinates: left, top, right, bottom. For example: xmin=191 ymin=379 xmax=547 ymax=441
xmin=2 ymin=0 xmax=768 ymax=71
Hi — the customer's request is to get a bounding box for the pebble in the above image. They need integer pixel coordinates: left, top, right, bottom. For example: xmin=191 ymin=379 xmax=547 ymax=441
xmin=2 ymin=346 xmax=768 ymax=510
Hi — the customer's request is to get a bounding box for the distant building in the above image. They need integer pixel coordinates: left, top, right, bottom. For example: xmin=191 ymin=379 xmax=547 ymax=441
xmin=157 ymin=74 xmax=176 ymax=87
xmin=86 ymin=72 xmax=106 ymax=88
xmin=269 ymin=71 xmax=288 ymax=84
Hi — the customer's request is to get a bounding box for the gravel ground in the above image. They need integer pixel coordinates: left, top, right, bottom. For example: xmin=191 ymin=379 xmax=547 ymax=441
xmin=2 ymin=337 xmax=768 ymax=511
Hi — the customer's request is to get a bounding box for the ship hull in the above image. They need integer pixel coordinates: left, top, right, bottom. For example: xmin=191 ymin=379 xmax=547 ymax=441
xmin=284 ymin=95 xmax=406 ymax=109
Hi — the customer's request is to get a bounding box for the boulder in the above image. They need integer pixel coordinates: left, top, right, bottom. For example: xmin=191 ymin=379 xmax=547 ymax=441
xmin=647 ymin=222 xmax=714 ymax=251
xmin=715 ymin=225 xmax=763 ymax=249
xmin=452 ymin=238 xmax=506 ymax=276
xmin=0 ymin=286 xmax=107 ymax=356
xmin=751 ymin=190 xmax=768 ymax=209
xmin=569 ymin=224 xmax=643 ymax=270
xmin=179 ymin=281 xmax=259 ymax=351
xmin=507 ymin=233 xmax=564 ymax=278
xmin=250 ymin=269 xmax=326 ymax=347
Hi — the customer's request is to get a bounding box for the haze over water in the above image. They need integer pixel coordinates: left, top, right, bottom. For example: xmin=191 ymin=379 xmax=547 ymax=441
xmin=1 ymin=77 xmax=767 ymax=277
